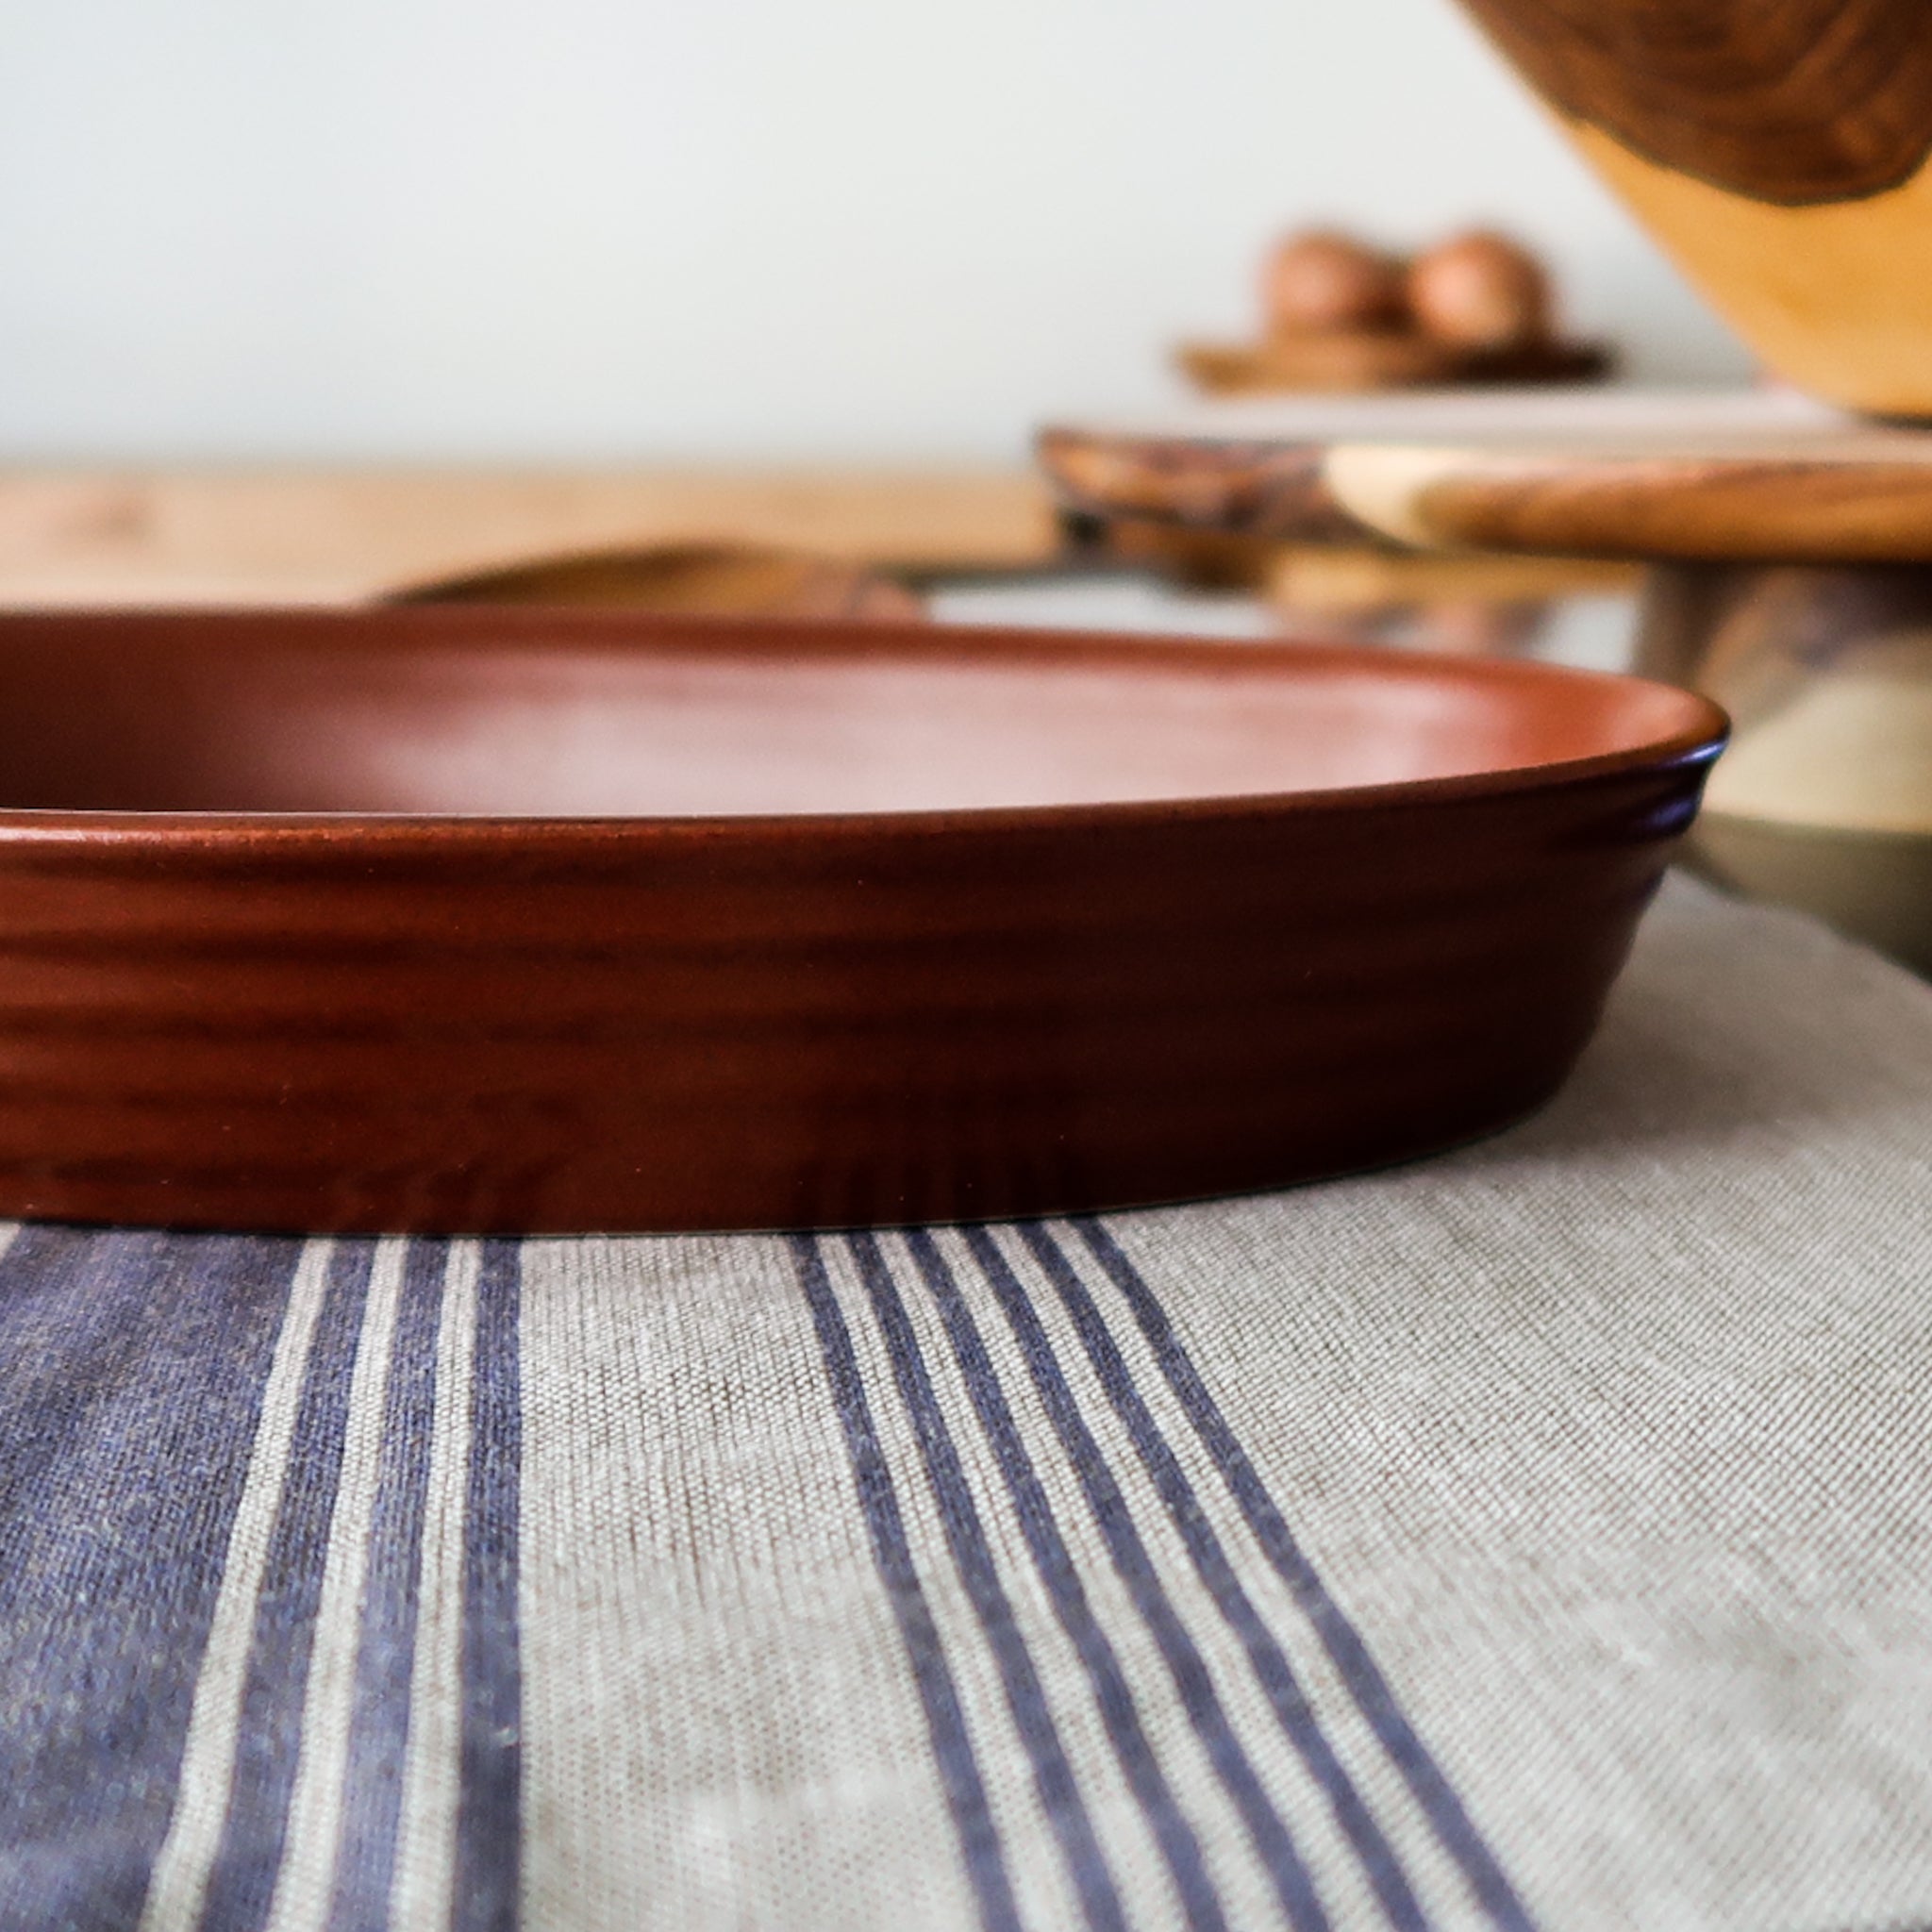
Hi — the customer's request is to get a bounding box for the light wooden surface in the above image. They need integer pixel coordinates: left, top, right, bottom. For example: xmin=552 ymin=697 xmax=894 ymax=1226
xmin=0 ymin=468 xmax=1057 ymax=607
xmin=1041 ymin=387 xmax=1932 ymax=562
xmin=1572 ymin=125 xmax=1932 ymax=422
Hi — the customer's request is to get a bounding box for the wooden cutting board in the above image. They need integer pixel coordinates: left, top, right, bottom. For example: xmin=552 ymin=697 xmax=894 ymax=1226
xmin=1041 ymin=387 xmax=1932 ymax=562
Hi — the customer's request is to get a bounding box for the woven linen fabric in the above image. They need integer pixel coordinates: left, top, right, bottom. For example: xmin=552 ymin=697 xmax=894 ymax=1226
xmin=2 ymin=873 xmax=1931 ymax=1932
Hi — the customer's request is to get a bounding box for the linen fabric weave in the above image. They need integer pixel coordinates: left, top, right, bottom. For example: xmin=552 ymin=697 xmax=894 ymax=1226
xmin=2 ymin=875 xmax=1930 ymax=1932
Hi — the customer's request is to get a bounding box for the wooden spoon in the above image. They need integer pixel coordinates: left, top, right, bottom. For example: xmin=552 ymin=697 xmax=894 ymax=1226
xmin=386 ymin=541 xmax=926 ymax=621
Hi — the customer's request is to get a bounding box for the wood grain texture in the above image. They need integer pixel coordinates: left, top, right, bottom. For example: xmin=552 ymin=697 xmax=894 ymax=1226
xmin=1322 ymin=440 xmax=1932 ymax=562
xmin=0 ymin=608 xmax=1721 ymax=1233
xmin=1040 ymin=389 xmax=1932 ymax=561
xmin=0 ymin=468 xmax=1055 ymax=607
xmin=1455 ymin=0 xmax=1932 ymax=205
xmin=1450 ymin=0 xmax=1932 ymax=413
xmin=1036 ymin=425 xmax=1361 ymax=540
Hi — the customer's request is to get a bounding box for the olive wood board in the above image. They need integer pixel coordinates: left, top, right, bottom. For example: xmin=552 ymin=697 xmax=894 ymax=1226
xmin=0 ymin=607 xmax=1722 ymax=1234
xmin=1039 ymin=386 xmax=1932 ymax=562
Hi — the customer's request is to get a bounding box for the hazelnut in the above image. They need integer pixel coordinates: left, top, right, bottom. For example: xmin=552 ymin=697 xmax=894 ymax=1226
xmin=1263 ymin=229 xmax=1407 ymax=337
xmin=1407 ymin=230 xmax=1553 ymax=351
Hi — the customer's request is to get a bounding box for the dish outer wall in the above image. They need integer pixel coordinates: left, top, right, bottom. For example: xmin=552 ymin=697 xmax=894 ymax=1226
xmin=0 ymin=743 xmax=1719 ymax=1234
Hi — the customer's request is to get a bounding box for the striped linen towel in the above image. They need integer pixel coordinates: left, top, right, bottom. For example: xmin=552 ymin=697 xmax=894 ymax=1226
xmin=3 ymin=874 xmax=1930 ymax=1932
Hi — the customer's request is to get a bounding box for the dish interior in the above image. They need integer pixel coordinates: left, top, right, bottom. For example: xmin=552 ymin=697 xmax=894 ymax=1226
xmin=0 ymin=616 xmax=1709 ymax=817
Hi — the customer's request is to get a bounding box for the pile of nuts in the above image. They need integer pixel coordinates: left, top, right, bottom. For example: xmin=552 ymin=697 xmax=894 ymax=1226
xmin=1262 ymin=227 xmax=1554 ymax=355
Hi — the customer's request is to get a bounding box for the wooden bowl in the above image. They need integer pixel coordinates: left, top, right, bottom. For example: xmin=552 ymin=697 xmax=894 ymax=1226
xmin=0 ymin=608 xmax=1724 ymax=1233
xmin=1451 ymin=0 xmax=1932 ymax=416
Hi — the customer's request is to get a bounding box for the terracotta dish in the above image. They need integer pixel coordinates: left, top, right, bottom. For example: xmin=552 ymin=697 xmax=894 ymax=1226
xmin=0 ymin=609 xmax=1723 ymax=1233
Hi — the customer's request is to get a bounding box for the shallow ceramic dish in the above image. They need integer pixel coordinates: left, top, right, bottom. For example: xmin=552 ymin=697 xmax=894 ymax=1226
xmin=0 ymin=609 xmax=1723 ymax=1232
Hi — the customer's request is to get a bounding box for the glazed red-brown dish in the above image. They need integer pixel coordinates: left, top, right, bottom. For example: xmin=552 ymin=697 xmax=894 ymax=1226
xmin=0 ymin=609 xmax=1724 ymax=1232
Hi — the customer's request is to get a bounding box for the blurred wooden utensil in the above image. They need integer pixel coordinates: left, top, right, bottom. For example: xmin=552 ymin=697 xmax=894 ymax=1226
xmin=386 ymin=541 xmax=926 ymax=621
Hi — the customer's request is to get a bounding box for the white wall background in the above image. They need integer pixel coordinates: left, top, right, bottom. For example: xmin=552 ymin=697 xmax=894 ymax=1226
xmin=0 ymin=0 xmax=1752 ymax=463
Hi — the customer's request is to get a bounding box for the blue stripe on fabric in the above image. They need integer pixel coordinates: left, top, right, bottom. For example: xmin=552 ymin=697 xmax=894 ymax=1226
xmin=902 ymin=1228 xmax=1230 ymax=1932
xmin=1071 ymin=1216 xmax=1538 ymax=1932
xmin=324 ymin=1239 xmax=450 ymax=1932
xmin=789 ymin=1235 xmax=1024 ymax=1932
xmin=0 ymin=1228 xmax=307 ymax=1932
xmin=958 ymin=1226 xmax=1332 ymax=1932
xmin=196 ymin=1239 xmax=382 ymax=1932
xmin=846 ymin=1233 xmax=1128 ymax=1932
xmin=452 ymin=1240 xmax=525 ymax=1932
xmin=1013 ymin=1224 xmax=1432 ymax=1932
xmin=0 ymin=1228 xmax=173 ymax=1538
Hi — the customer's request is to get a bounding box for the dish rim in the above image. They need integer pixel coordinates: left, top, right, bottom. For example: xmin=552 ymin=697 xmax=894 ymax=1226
xmin=0 ymin=608 xmax=1730 ymax=846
